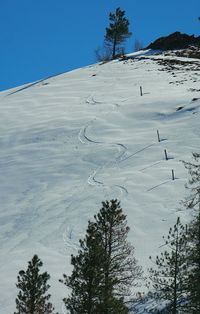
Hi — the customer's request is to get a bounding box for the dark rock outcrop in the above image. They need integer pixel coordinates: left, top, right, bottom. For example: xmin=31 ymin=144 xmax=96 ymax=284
xmin=147 ymin=32 xmax=200 ymax=50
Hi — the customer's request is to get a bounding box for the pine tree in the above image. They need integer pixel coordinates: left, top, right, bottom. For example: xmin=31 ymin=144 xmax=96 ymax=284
xmin=93 ymin=199 xmax=142 ymax=314
xmin=14 ymin=254 xmax=56 ymax=314
xmin=148 ymin=217 xmax=188 ymax=314
xmin=182 ymin=153 xmax=200 ymax=313
xmin=61 ymin=199 xmax=142 ymax=314
xmin=60 ymin=222 xmax=105 ymax=314
xmin=182 ymin=152 xmax=200 ymax=210
xmin=185 ymin=212 xmax=200 ymax=313
xmin=105 ymin=7 xmax=132 ymax=59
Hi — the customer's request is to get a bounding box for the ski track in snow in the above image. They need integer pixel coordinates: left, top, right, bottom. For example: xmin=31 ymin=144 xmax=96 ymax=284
xmin=86 ymin=94 xmax=120 ymax=108
xmin=87 ymin=169 xmax=128 ymax=196
xmin=115 ymin=184 xmax=128 ymax=196
xmin=87 ymin=169 xmax=103 ymax=186
xmin=78 ymin=121 xmax=127 ymax=158
xmin=79 ymin=120 xmax=128 ymax=197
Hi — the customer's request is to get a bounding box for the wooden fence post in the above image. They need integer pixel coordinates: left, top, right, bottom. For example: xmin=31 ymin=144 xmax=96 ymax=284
xmin=172 ymin=169 xmax=175 ymax=180
xmin=164 ymin=149 xmax=168 ymax=160
xmin=140 ymin=86 xmax=143 ymax=96
xmin=157 ymin=130 xmax=160 ymax=142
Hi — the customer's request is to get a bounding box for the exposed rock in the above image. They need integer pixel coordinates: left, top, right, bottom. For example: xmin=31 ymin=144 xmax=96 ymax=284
xmin=147 ymin=32 xmax=200 ymax=50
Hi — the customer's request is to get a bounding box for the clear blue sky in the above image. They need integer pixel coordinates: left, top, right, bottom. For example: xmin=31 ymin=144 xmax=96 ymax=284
xmin=0 ymin=0 xmax=199 ymax=91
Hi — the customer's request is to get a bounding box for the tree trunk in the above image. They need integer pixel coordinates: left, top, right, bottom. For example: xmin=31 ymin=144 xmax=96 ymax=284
xmin=112 ymin=36 xmax=117 ymax=59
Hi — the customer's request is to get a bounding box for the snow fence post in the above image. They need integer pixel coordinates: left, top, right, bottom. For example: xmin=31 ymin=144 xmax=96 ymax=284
xmin=164 ymin=149 xmax=168 ymax=160
xmin=157 ymin=130 xmax=160 ymax=142
xmin=140 ymin=86 xmax=143 ymax=96
xmin=172 ymin=169 xmax=175 ymax=180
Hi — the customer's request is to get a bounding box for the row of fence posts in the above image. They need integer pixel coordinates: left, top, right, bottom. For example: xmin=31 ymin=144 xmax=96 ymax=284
xmin=139 ymin=86 xmax=175 ymax=181
xmin=157 ymin=129 xmax=175 ymax=181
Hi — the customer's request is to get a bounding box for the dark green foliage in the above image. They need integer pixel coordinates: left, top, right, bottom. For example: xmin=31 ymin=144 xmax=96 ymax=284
xmin=182 ymin=153 xmax=200 ymax=313
xmin=185 ymin=212 xmax=200 ymax=313
xmin=105 ymin=7 xmax=132 ymax=59
xmin=93 ymin=199 xmax=142 ymax=313
xmin=149 ymin=217 xmax=188 ymax=314
xmin=14 ymin=254 xmax=56 ymax=314
xmin=61 ymin=199 xmax=142 ymax=314
xmin=182 ymin=152 xmax=200 ymax=210
xmin=149 ymin=305 xmax=173 ymax=314
xmin=60 ymin=222 xmax=104 ymax=314
xmin=149 ymin=153 xmax=200 ymax=313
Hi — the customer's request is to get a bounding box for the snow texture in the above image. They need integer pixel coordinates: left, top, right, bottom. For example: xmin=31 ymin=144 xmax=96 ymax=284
xmin=0 ymin=49 xmax=200 ymax=313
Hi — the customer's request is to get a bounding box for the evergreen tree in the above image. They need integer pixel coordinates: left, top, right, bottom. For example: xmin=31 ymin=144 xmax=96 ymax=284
xmin=182 ymin=153 xmax=200 ymax=313
xmin=93 ymin=199 xmax=142 ymax=314
xmin=105 ymin=7 xmax=132 ymax=59
xmin=61 ymin=199 xmax=142 ymax=314
xmin=14 ymin=254 xmax=56 ymax=314
xmin=148 ymin=217 xmax=188 ymax=314
xmin=185 ymin=211 xmax=200 ymax=313
xmin=182 ymin=152 xmax=200 ymax=210
xmin=60 ymin=222 xmax=105 ymax=314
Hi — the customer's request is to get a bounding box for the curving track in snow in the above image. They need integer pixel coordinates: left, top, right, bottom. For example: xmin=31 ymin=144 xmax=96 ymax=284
xmin=79 ymin=120 xmax=128 ymax=197
xmin=87 ymin=169 xmax=103 ymax=186
xmin=85 ymin=94 xmax=120 ymax=108
xmin=79 ymin=121 xmax=127 ymax=158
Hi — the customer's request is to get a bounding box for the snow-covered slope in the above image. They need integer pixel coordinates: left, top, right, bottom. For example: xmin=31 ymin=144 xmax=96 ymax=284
xmin=1 ymin=50 xmax=200 ymax=313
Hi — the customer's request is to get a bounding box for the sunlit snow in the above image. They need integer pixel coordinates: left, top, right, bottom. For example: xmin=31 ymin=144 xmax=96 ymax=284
xmin=0 ymin=50 xmax=200 ymax=313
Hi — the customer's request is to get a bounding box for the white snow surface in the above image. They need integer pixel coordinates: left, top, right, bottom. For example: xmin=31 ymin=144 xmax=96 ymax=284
xmin=1 ymin=50 xmax=200 ymax=313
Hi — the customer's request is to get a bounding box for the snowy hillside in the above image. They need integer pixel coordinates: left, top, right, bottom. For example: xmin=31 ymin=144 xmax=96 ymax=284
xmin=1 ymin=50 xmax=200 ymax=313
